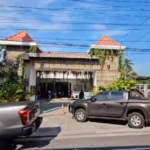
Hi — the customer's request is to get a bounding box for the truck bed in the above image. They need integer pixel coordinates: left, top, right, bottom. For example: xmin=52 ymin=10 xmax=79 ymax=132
xmin=0 ymin=101 xmax=42 ymax=140
xmin=0 ymin=101 xmax=38 ymax=107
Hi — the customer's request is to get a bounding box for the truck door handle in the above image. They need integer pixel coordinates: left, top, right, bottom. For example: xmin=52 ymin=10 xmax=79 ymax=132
xmin=120 ymin=102 xmax=123 ymax=105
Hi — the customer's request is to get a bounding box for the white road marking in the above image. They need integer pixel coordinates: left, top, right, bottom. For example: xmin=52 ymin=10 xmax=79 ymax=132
xmin=43 ymin=107 xmax=61 ymax=113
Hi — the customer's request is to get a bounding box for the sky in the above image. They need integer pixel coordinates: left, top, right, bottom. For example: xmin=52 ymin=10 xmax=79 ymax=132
xmin=0 ymin=0 xmax=150 ymax=75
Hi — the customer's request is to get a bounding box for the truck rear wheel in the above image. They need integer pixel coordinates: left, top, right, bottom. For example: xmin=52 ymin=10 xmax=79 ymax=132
xmin=75 ymin=108 xmax=87 ymax=122
xmin=128 ymin=112 xmax=144 ymax=129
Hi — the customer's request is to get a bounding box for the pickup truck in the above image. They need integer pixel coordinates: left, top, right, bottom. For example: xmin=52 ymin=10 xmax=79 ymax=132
xmin=0 ymin=101 xmax=42 ymax=149
xmin=69 ymin=90 xmax=150 ymax=129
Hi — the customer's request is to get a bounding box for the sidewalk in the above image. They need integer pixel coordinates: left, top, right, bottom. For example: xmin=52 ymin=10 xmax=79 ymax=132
xmin=51 ymin=98 xmax=72 ymax=102
xmin=35 ymin=108 xmax=150 ymax=139
xmin=40 ymin=98 xmax=72 ymax=102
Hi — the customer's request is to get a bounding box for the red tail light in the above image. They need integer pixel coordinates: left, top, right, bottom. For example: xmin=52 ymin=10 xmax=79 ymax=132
xmin=19 ymin=109 xmax=30 ymax=125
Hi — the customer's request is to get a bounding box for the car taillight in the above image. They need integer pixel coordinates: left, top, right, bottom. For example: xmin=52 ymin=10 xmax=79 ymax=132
xmin=19 ymin=109 xmax=30 ymax=125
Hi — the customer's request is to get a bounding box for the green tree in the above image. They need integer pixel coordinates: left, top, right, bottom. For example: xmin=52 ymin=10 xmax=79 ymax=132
xmin=0 ymin=60 xmax=18 ymax=80
xmin=97 ymin=78 xmax=137 ymax=94
xmin=0 ymin=59 xmax=30 ymax=103
xmin=0 ymin=79 xmax=30 ymax=102
xmin=121 ymin=58 xmax=135 ymax=79
xmin=108 ymin=78 xmax=136 ymax=91
xmin=29 ymin=46 xmax=37 ymax=53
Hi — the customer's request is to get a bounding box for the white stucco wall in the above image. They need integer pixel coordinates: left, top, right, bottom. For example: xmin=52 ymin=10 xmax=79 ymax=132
xmin=37 ymin=71 xmax=91 ymax=79
xmin=29 ymin=69 xmax=36 ymax=86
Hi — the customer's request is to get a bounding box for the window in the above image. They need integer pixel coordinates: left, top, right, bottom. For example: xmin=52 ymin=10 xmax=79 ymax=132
xmin=136 ymin=86 xmax=140 ymax=90
xmin=95 ymin=92 xmax=108 ymax=100
xmin=130 ymin=91 xmax=142 ymax=98
xmin=109 ymin=92 xmax=124 ymax=100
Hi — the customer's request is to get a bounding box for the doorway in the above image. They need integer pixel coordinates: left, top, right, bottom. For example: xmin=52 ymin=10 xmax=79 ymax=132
xmin=39 ymin=81 xmax=70 ymax=98
xmin=55 ymin=82 xmax=69 ymax=98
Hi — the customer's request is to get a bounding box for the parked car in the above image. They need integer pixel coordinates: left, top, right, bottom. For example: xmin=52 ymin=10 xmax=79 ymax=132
xmin=71 ymin=90 xmax=93 ymax=100
xmin=84 ymin=90 xmax=93 ymax=99
xmin=71 ymin=90 xmax=80 ymax=99
xmin=68 ymin=89 xmax=150 ymax=129
xmin=0 ymin=101 xmax=42 ymax=149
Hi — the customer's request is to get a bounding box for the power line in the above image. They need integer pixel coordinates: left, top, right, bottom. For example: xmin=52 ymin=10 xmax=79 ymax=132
xmin=98 ymin=0 xmax=150 ymax=4
xmin=0 ymin=9 xmax=149 ymax=18
xmin=1 ymin=7 xmax=150 ymax=21
xmin=66 ymin=0 xmax=150 ymax=8
xmin=0 ymin=28 xmax=148 ymax=31
xmin=35 ymin=47 xmax=150 ymax=55
xmin=2 ymin=19 xmax=150 ymax=26
xmin=1 ymin=36 xmax=149 ymax=52
xmin=1 ymin=36 xmax=150 ymax=43
xmin=2 ymin=4 xmax=150 ymax=12
xmin=0 ymin=11 xmax=149 ymax=19
xmin=119 ymin=17 xmax=150 ymax=43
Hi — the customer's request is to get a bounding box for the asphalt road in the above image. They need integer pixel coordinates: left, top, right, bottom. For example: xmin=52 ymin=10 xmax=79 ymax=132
xmin=7 ymin=134 xmax=150 ymax=150
xmin=40 ymin=101 xmax=70 ymax=114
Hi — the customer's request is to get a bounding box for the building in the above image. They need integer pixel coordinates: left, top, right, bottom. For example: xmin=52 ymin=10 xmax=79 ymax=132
xmin=0 ymin=31 xmax=126 ymax=99
xmin=135 ymin=76 xmax=150 ymax=97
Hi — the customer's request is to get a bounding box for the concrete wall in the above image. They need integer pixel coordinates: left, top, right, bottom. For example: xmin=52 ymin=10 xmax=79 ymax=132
xmin=96 ymin=56 xmax=120 ymax=88
xmin=4 ymin=45 xmax=120 ymax=92
xmin=25 ymin=56 xmax=120 ymax=91
xmin=6 ymin=45 xmax=30 ymax=60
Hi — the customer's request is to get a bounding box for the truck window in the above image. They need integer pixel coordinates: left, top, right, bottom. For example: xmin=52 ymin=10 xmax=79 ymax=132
xmin=108 ymin=91 xmax=124 ymax=100
xmin=95 ymin=92 xmax=108 ymax=101
xmin=130 ymin=91 xmax=142 ymax=99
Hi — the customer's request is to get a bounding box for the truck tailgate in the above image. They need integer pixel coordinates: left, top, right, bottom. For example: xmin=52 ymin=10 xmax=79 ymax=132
xmin=25 ymin=102 xmax=41 ymax=124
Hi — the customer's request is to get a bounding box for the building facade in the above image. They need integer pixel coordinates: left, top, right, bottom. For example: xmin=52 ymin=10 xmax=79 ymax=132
xmin=0 ymin=31 xmax=126 ymax=98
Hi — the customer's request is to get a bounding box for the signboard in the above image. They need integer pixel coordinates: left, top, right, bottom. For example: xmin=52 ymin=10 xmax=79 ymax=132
xmin=0 ymin=45 xmax=6 ymax=64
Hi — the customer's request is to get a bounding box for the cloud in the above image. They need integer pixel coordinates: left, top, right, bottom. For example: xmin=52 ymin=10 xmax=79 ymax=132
xmin=92 ymin=24 xmax=106 ymax=30
xmin=0 ymin=0 xmax=71 ymax=32
xmin=38 ymin=0 xmax=54 ymax=7
xmin=104 ymin=30 xmax=127 ymax=36
xmin=91 ymin=24 xmax=127 ymax=39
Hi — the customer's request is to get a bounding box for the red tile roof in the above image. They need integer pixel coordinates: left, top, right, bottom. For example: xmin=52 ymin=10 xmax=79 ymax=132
xmin=95 ymin=35 xmax=120 ymax=46
xmin=4 ymin=30 xmax=34 ymax=42
xmin=29 ymin=52 xmax=97 ymax=59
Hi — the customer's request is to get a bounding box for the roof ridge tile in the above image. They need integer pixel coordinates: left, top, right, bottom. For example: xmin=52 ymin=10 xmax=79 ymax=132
xmin=4 ymin=30 xmax=34 ymax=42
xmin=95 ymin=35 xmax=120 ymax=46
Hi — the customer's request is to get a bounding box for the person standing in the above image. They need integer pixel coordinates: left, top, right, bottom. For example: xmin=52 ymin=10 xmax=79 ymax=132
xmin=79 ymin=89 xmax=84 ymax=99
xmin=37 ymin=89 xmax=41 ymax=100
xmin=48 ymin=90 xmax=52 ymax=101
xmin=35 ymin=90 xmax=38 ymax=101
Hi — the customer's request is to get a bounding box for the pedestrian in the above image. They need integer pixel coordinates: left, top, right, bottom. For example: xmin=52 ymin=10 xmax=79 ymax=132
xmin=79 ymin=89 xmax=84 ymax=99
xmin=37 ymin=89 xmax=41 ymax=100
xmin=35 ymin=90 xmax=39 ymax=101
xmin=48 ymin=90 xmax=52 ymax=101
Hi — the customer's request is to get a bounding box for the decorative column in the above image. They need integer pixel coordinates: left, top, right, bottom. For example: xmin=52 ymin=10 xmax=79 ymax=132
xmin=29 ymin=69 xmax=36 ymax=101
xmin=93 ymin=71 xmax=97 ymax=94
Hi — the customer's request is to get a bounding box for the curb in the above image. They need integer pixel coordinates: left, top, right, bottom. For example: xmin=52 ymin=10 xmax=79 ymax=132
xmin=32 ymin=129 xmax=150 ymax=137
xmin=40 ymin=111 xmax=68 ymax=117
xmin=20 ymin=129 xmax=150 ymax=140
